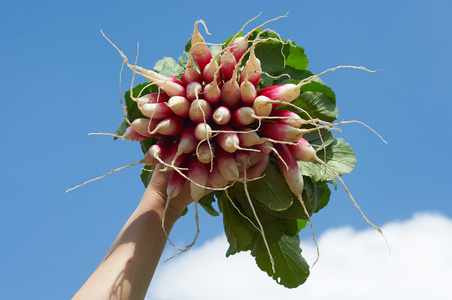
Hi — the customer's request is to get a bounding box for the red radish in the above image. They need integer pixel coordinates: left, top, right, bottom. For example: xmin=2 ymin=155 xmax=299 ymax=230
xmin=220 ymin=79 xmax=240 ymax=109
xmin=122 ymin=125 xmax=151 ymax=141
xmin=270 ymin=109 xmax=304 ymax=128
xmin=219 ymin=48 xmax=237 ymax=81
xmin=186 ymin=81 xmax=203 ymax=100
xmin=196 ymin=141 xmax=215 ymax=164
xmin=229 ymin=36 xmax=248 ymax=61
xmin=235 ymin=150 xmax=251 ymax=173
xmin=189 ymin=99 xmax=212 ymax=123
xmin=189 ymin=157 xmax=209 ymax=201
xmin=287 ymin=138 xmax=317 ymax=162
xmin=252 ymin=95 xmax=273 ymax=117
xmin=231 ymin=107 xmax=256 ymax=127
xmin=214 ymin=125 xmax=241 ymax=153
xmin=163 ymin=141 xmax=185 ymax=167
xmin=139 ymin=102 xmax=174 ymax=120
xmin=259 ymin=122 xmax=308 ymax=142
xmin=149 ymin=116 xmax=184 ymax=136
xmin=202 ymin=54 xmax=222 ymax=84
xmin=203 ymin=80 xmax=221 ymax=105
xmin=191 ymin=20 xmax=212 ymax=72
xmin=148 ymin=137 xmax=173 ymax=162
xmin=194 ymin=122 xmax=212 ymax=141
xmin=166 ymin=96 xmax=190 ymax=118
xmin=245 ymin=153 xmax=269 ymax=180
xmin=173 ymin=124 xmax=197 ymax=163
xmin=237 ymin=128 xmax=263 ymax=148
xmin=166 ymin=167 xmax=187 ymax=199
xmin=137 ymin=92 xmax=170 ymax=107
xmin=208 ymin=165 xmax=229 ymax=188
xmin=182 ymin=57 xmax=203 ymax=86
xmin=240 ymin=77 xmax=257 ymax=106
xmin=130 ymin=118 xmax=154 ymax=137
xmin=239 ymin=46 xmax=261 ymax=88
xmin=260 ymin=83 xmax=300 ymax=104
xmin=212 ymin=106 xmax=232 ymax=125
xmin=253 ymin=141 xmax=274 ymax=155
xmin=215 ymin=148 xmax=239 ymax=181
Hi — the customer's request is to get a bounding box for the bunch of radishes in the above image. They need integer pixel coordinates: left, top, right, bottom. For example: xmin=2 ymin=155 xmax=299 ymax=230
xmin=66 ymin=14 xmax=387 ymax=287
xmin=114 ymin=20 xmax=333 ymax=213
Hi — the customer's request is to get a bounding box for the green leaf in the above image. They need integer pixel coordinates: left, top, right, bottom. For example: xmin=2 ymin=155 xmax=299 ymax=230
xmin=298 ymin=137 xmax=357 ymax=182
xmin=247 ymin=163 xmax=293 ymax=211
xmin=114 ymin=119 xmax=128 ymax=139
xmin=219 ymin=192 xmax=258 ymax=254
xmin=303 ymin=177 xmax=331 ymax=213
xmin=255 ymin=234 xmax=310 ymax=288
xmin=153 ymin=57 xmax=185 ymax=77
xmin=198 ymin=191 xmax=220 ymax=217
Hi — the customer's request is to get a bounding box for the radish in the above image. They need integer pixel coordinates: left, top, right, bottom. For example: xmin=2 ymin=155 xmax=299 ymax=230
xmin=149 ymin=116 xmax=184 ymax=136
xmin=139 ymin=102 xmax=174 ymax=120
xmin=215 ymin=148 xmax=240 ymax=181
xmin=231 ymin=107 xmax=256 ymax=127
xmin=186 ymin=81 xmax=203 ymax=100
xmin=137 ymin=92 xmax=170 ymax=107
xmin=166 ymin=96 xmax=190 ymax=118
xmin=191 ymin=20 xmax=212 ymax=72
xmin=212 ymin=106 xmax=232 ymax=125
xmin=239 ymin=46 xmax=261 ymax=88
xmin=194 ymin=122 xmax=212 ymax=141
xmin=240 ymin=77 xmax=257 ymax=106
xmin=196 ymin=140 xmax=215 ymax=164
xmin=189 ymin=99 xmax=212 ymax=123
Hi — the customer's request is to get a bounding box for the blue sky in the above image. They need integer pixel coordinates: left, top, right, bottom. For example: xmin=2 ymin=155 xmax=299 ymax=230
xmin=1 ymin=0 xmax=451 ymax=299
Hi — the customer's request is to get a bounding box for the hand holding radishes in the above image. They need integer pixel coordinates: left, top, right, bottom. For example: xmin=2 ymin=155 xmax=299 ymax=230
xmin=69 ymin=14 xmax=387 ymax=289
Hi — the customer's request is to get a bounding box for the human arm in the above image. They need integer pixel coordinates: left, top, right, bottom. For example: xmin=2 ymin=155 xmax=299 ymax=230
xmin=72 ymin=164 xmax=193 ymax=300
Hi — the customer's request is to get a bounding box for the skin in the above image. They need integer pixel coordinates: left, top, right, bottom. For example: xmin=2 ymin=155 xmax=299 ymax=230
xmin=72 ymin=164 xmax=193 ymax=300
xmin=73 ymin=157 xmax=268 ymax=300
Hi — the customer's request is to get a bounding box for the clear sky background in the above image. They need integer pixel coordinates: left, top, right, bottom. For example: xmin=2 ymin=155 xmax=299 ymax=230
xmin=1 ymin=0 xmax=451 ymax=299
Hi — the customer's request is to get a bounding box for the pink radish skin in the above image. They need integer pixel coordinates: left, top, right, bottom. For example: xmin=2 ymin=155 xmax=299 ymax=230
xmin=182 ymin=58 xmax=203 ymax=86
xmin=212 ymin=106 xmax=232 ymax=125
xmin=229 ymin=36 xmax=248 ymax=61
xmin=148 ymin=137 xmax=173 ymax=162
xmin=196 ymin=141 xmax=215 ymax=164
xmin=237 ymin=128 xmax=263 ymax=148
xmin=240 ymin=77 xmax=257 ymax=106
xmin=202 ymin=58 xmax=222 ymax=85
xmin=194 ymin=122 xmax=212 ymax=141
xmin=166 ymin=96 xmax=190 ymax=118
xmin=167 ymin=161 xmax=188 ymax=199
xmin=261 ymin=83 xmax=300 ymax=104
xmin=139 ymin=102 xmax=174 ymax=120
xmin=231 ymin=107 xmax=256 ymax=127
xmin=150 ymin=116 xmax=184 ymax=136
xmin=203 ymin=80 xmax=221 ymax=105
xmin=186 ymin=81 xmax=203 ymax=101
xmin=208 ymin=166 xmax=229 ymax=188
xmin=219 ymin=48 xmax=237 ymax=82
xmin=239 ymin=46 xmax=261 ymax=88
xmin=271 ymin=110 xmax=304 ymax=128
xmin=215 ymin=148 xmax=240 ymax=181
xmin=191 ymin=21 xmax=213 ymax=72
xmin=245 ymin=153 xmax=269 ymax=180
xmin=253 ymin=141 xmax=273 ymax=155
xmin=189 ymin=99 xmax=212 ymax=123
xmin=163 ymin=142 xmax=185 ymax=167
xmin=130 ymin=118 xmax=154 ymax=137
xmin=137 ymin=92 xmax=170 ymax=107
xmin=274 ymin=143 xmax=304 ymax=194
xmin=122 ymin=125 xmax=151 ymax=141
xmin=252 ymin=95 xmax=273 ymax=117
xmin=173 ymin=124 xmax=198 ymax=163
xmin=189 ymin=157 xmax=209 ymax=201
xmin=214 ymin=125 xmax=241 ymax=153
xmin=220 ymin=79 xmax=240 ymax=109
xmin=287 ymin=138 xmax=317 ymax=162
xmin=259 ymin=122 xmax=307 ymax=142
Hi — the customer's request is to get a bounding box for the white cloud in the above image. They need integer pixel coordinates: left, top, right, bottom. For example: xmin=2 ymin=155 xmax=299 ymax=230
xmin=147 ymin=212 xmax=452 ymax=300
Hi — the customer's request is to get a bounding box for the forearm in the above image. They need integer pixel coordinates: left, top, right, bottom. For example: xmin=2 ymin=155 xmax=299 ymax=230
xmin=73 ymin=185 xmax=183 ymax=300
